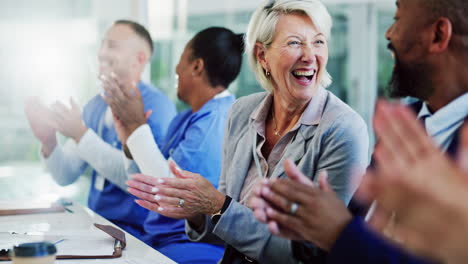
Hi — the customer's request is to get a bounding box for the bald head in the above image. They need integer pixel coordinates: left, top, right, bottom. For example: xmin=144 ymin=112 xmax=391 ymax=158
xmin=98 ymin=20 xmax=154 ymax=84
xmin=114 ymin=20 xmax=153 ymax=57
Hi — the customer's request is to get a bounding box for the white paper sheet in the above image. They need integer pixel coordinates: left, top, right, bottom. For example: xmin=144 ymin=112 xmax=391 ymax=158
xmin=55 ymin=237 xmax=114 ymax=256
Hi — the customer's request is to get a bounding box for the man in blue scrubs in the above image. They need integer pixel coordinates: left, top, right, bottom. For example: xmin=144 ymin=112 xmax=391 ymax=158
xmin=24 ymin=20 xmax=176 ymax=240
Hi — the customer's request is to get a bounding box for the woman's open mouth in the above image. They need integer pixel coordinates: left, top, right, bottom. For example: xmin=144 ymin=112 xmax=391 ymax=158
xmin=292 ymin=69 xmax=316 ymax=85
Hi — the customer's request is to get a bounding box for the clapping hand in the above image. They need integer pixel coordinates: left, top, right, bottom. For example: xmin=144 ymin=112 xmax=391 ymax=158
xmin=101 ymin=73 xmax=150 ymax=144
xmin=24 ymin=97 xmax=57 ymax=156
xmin=48 ymin=98 xmax=87 ymax=143
xmin=250 ymin=160 xmax=352 ymax=251
xmin=356 ymin=101 xmax=468 ymax=263
xmin=127 ymin=161 xmax=226 ymax=220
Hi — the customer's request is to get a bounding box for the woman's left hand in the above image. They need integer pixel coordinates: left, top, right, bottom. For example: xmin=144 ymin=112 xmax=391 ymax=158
xmin=126 ymin=161 xmax=226 ymax=219
xmin=101 ymin=73 xmax=148 ymax=144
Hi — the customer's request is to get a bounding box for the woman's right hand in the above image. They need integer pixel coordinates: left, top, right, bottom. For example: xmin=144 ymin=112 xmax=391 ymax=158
xmin=126 ymin=161 xmax=226 ymax=219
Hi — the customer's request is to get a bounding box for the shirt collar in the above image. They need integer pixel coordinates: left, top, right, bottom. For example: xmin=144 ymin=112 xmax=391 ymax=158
xmin=418 ymin=92 xmax=468 ymax=133
xmin=417 ymin=102 xmax=431 ymax=119
xmin=192 ymin=90 xmax=233 ymax=115
xmin=300 ymin=87 xmax=327 ymax=125
xmin=214 ymin=89 xmax=232 ymax=99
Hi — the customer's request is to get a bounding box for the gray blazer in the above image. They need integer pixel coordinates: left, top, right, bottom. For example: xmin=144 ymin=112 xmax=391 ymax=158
xmin=186 ymin=91 xmax=369 ymax=264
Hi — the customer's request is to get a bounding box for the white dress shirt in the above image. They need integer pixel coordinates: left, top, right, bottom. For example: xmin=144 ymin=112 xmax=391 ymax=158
xmin=418 ymin=92 xmax=468 ymax=150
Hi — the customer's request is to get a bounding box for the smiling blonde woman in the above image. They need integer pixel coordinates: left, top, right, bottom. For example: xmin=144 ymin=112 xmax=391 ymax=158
xmin=127 ymin=0 xmax=369 ymax=263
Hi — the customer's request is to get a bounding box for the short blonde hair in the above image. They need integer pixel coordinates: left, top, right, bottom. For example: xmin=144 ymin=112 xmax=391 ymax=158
xmin=245 ymin=0 xmax=333 ymax=92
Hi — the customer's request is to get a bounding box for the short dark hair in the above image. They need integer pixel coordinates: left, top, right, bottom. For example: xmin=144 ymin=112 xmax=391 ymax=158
xmin=114 ymin=19 xmax=154 ymax=55
xmin=421 ymin=0 xmax=468 ymax=36
xmin=189 ymin=27 xmax=244 ymax=88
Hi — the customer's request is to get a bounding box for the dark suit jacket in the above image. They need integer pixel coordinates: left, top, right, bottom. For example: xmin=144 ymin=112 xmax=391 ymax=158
xmin=327 ymin=217 xmax=432 ymax=264
xmin=348 ymin=101 xmax=461 ymax=216
xmin=325 ymin=102 xmax=466 ymax=264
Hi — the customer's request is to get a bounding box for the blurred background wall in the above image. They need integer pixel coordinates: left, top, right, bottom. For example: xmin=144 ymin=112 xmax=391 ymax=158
xmin=0 ymin=0 xmax=396 ymax=204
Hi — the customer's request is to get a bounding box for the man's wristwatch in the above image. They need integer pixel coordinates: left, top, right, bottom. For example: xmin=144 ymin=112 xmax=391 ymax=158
xmin=211 ymin=195 xmax=232 ymax=224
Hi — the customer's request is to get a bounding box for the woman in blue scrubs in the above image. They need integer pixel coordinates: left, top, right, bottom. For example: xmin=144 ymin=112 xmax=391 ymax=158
xmin=103 ymin=27 xmax=244 ymax=263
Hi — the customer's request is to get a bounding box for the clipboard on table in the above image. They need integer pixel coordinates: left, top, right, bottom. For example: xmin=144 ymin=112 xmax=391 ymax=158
xmin=0 ymin=224 xmax=126 ymax=260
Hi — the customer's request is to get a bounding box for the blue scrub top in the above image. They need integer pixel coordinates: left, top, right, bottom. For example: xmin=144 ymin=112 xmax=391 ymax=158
xmin=142 ymin=94 xmax=235 ymax=261
xmin=82 ymin=81 xmax=176 ymax=238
